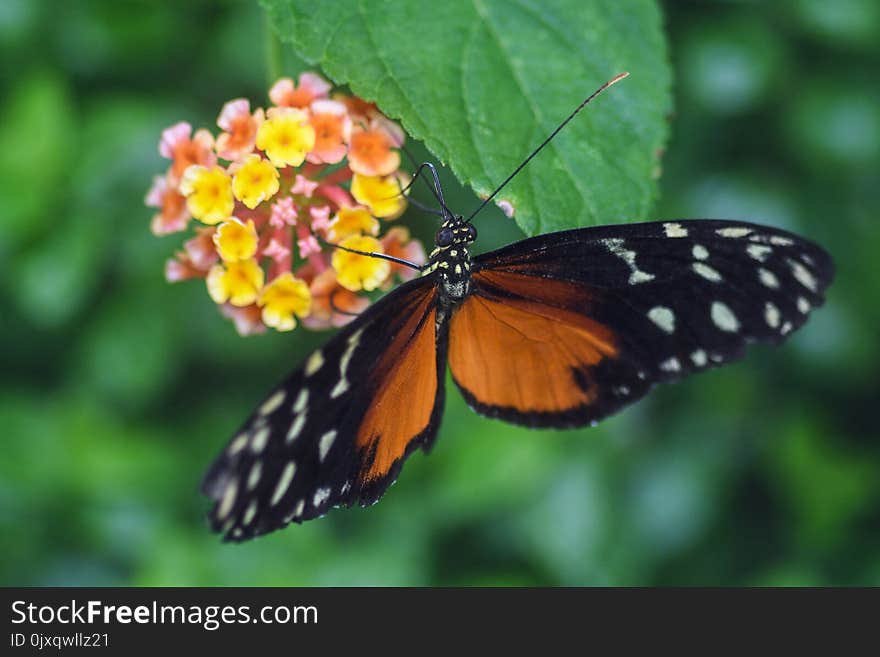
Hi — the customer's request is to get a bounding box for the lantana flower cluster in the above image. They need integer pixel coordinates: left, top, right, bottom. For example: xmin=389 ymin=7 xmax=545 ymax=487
xmin=146 ymin=72 xmax=425 ymax=335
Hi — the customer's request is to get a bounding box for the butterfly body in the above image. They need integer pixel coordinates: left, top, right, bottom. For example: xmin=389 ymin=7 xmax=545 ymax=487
xmin=203 ymin=217 xmax=833 ymax=542
xmin=423 ymin=215 xmax=476 ymax=302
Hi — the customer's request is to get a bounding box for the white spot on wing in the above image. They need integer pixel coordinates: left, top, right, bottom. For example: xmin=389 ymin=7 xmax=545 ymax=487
xmin=293 ymin=388 xmax=309 ymax=413
xmin=769 ymin=235 xmax=794 ymax=246
xmin=313 ymin=487 xmax=331 ymax=508
xmin=693 ymin=262 xmax=722 ymax=282
xmin=318 ymin=430 xmax=337 ymax=462
xmin=747 ymin=244 xmax=773 ymax=262
xmin=286 ymin=413 xmax=306 ymax=444
xmin=330 ymin=379 xmax=349 ymax=398
xmin=305 ymin=350 xmax=324 ymax=376
xmin=659 ymin=357 xmax=681 ymax=373
xmin=797 ymin=297 xmax=811 ymax=314
xmin=765 ymin=301 xmax=781 ymax=328
xmin=259 ymin=390 xmax=285 ymax=416
xmin=247 ymin=462 xmax=262 ymax=491
xmin=228 ymin=433 xmax=249 ymax=455
xmin=691 ymin=350 xmax=708 ymax=367
xmin=648 ymin=306 xmax=676 ymax=334
xmin=781 ymin=321 xmax=793 ymax=335
xmin=331 ymin=328 xmax=363 ymax=398
xmin=243 ymin=500 xmax=257 ymax=526
xmin=711 ymin=301 xmax=740 ymax=332
xmin=250 ymin=426 xmax=270 ymax=453
xmin=717 ymin=226 xmax=752 ymax=238
xmin=692 ymin=244 xmax=709 ymax=260
xmin=271 ymin=461 xmax=297 ymax=506
xmin=788 ymin=259 xmax=818 ymax=292
xmin=602 ymin=238 xmax=655 ymax=285
xmin=664 ymin=222 xmax=688 ymax=237
xmin=217 ymin=480 xmax=237 ymax=520
xmin=758 ymin=268 xmax=779 ymax=289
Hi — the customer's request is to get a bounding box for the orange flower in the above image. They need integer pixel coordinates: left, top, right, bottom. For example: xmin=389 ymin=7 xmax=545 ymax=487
xmin=215 ymin=99 xmax=264 ymax=161
xmin=336 ymin=94 xmax=379 ymax=122
xmin=146 ymin=174 xmax=189 ymax=235
xmin=348 ymin=125 xmax=401 ymax=177
xmin=269 ymin=73 xmax=331 ymax=108
xmin=301 ymin=267 xmax=370 ymax=329
xmin=381 ymin=226 xmax=426 ymax=284
xmin=220 ymin=303 xmax=267 ymax=336
xmin=307 ymin=99 xmax=351 ymax=165
xmin=159 ymin=122 xmax=216 ymax=182
xmin=165 ymin=252 xmax=206 ymax=282
xmin=183 ymin=226 xmax=219 ymax=270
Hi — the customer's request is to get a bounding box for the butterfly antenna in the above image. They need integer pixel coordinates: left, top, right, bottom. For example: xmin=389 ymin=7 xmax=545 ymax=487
xmin=401 ymin=146 xmax=455 ymax=218
xmin=465 ymin=72 xmax=629 ymax=223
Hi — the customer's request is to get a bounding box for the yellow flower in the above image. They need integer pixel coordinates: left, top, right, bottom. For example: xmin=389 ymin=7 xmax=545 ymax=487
xmin=206 ymin=258 xmax=264 ymax=307
xmin=331 ymin=235 xmax=391 ymax=292
xmin=258 ymin=272 xmax=312 ymax=331
xmin=327 ymin=206 xmax=379 ymax=241
xmin=213 ymin=217 xmax=258 ymax=262
xmin=179 ymin=165 xmax=234 ymax=224
xmin=232 ymin=154 xmax=280 ymax=209
xmin=256 ymin=107 xmax=315 ymax=167
xmin=350 ymin=172 xmax=408 ymax=219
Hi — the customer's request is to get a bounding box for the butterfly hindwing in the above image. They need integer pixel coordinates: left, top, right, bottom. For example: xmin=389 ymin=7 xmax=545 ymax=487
xmin=202 ymin=275 xmax=444 ymax=541
xmin=449 ymin=219 xmax=833 ymax=427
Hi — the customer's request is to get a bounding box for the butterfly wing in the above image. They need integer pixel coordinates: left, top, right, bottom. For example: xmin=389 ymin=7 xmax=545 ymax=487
xmin=449 ymin=219 xmax=833 ymax=427
xmin=202 ymin=275 xmax=446 ymax=541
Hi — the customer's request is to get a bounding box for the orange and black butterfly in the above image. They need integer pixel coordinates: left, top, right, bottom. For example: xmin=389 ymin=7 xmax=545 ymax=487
xmin=202 ymin=75 xmax=834 ymax=541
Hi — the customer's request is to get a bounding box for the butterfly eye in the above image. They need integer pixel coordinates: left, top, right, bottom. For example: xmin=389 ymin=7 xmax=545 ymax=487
xmin=436 ymin=227 xmax=454 ymax=247
xmin=466 ymin=224 xmax=478 ymax=241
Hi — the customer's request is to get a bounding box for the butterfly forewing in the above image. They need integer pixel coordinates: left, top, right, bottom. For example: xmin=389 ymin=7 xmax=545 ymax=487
xmin=202 ymin=275 xmax=444 ymax=541
xmin=451 ymin=219 xmax=833 ymax=426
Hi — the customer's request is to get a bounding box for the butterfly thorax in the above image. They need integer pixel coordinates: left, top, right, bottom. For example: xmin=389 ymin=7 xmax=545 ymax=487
xmin=423 ymin=216 xmax=476 ymax=303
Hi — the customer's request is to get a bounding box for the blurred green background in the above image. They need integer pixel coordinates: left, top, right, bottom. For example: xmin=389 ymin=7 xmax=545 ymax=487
xmin=2 ymin=0 xmax=879 ymax=586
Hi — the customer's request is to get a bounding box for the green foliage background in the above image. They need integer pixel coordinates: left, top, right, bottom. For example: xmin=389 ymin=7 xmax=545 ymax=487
xmin=2 ymin=0 xmax=879 ymax=586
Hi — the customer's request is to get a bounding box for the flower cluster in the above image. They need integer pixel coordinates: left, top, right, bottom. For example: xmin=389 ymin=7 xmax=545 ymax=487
xmin=146 ymin=72 xmax=425 ymax=334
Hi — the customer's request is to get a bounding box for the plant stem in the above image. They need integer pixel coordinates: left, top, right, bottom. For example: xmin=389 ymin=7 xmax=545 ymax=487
xmin=265 ymin=11 xmax=282 ymax=85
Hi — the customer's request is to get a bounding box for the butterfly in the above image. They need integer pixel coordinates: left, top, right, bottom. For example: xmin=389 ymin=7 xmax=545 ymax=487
xmin=201 ymin=75 xmax=834 ymax=542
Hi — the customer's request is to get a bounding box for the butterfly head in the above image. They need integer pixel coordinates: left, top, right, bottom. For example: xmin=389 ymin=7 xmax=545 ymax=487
xmin=435 ymin=216 xmax=477 ymax=250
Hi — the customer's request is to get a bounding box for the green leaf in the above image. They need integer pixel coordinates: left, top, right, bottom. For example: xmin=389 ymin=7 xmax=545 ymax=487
xmin=262 ymin=0 xmax=671 ymax=235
